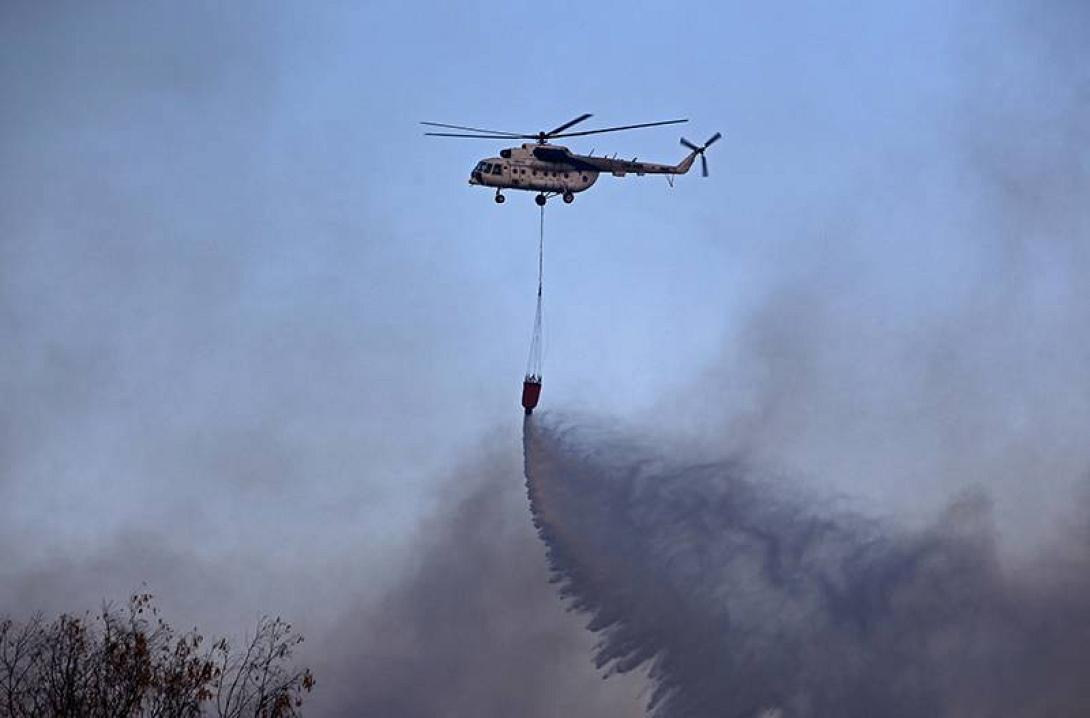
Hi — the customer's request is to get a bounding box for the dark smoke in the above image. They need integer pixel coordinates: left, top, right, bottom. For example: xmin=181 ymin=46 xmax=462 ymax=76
xmin=311 ymin=442 xmax=646 ymax=717
xmin=525 ymin=414 xmax=1090 ymax=718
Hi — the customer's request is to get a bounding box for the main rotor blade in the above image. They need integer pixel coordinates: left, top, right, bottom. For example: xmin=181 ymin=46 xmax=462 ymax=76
xmin=424 ymin=132 xmax=527 ymax=139
xmin=546 ymin=113 xmax=593 ymax=136
xmin=550 ymin=118 xmax=689 ymax=139
xmin=421 ymin=121 xmax=525 ymax=136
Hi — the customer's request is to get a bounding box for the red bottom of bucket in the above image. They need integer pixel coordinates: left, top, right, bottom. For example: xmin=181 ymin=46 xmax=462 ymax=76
xmin=522 ymin=377 xmax=542 ymax=414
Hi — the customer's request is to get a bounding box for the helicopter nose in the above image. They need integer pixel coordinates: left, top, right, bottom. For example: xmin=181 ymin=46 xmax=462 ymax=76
xmin=469 ymin=171 xmax=481 ymax=185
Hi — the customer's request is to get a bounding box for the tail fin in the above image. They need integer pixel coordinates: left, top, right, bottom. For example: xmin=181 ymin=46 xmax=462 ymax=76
xmin=674 ymin=149 xmax=700 ymax=175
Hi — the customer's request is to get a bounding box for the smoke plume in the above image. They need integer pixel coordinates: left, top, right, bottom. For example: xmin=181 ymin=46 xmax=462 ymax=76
xmin=310 ymin=442 xmax=647 ymax=717
xmin=524 ymin=414 xmax=1090 ymax=718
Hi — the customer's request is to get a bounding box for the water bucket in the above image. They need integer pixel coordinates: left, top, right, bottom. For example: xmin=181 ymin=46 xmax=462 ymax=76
xmin=521 ymin=377 xmax=542 ymax=415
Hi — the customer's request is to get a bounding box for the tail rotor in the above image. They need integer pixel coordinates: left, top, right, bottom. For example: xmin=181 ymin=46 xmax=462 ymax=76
xmin=680 ymin=132 xmax=721 ymax=177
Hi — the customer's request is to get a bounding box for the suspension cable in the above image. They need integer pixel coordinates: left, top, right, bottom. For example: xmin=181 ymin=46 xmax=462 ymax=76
xmin=525 ymin=204 xmax=545 ymax=380
xmin=538 ymin=203 xmax=544 ymax=299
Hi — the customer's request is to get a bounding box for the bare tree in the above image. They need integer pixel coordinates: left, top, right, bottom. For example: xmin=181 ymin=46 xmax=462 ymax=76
xmin=0 ymin=594 xmax=314 ymax=718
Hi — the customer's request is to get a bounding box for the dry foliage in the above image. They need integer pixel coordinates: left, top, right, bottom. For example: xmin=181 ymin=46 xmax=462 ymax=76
xmin=0 ymin=594 xmax=314 ymax=717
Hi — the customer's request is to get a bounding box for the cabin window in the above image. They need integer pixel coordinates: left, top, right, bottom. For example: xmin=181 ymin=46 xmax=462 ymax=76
xmin=563 ymin=172 xmax=569 ymax=178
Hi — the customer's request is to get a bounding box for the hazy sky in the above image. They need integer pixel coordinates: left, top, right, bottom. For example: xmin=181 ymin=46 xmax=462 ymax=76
xmin=2 ymin=1 xmax=1088 ymax=715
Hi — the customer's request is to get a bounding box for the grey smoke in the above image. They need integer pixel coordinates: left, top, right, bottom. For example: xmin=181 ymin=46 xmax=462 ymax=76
xmin=311 ymin=443 xmax=647 ymax=717
xmin=525 ymin=415 xmax=1090 ymax=718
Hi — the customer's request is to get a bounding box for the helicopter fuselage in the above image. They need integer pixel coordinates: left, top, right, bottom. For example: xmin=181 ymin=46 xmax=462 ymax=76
xmin=469 ymin=144 xmax=600 ymax=196
xmin=468 ymin=142 xmax=700 ymax=204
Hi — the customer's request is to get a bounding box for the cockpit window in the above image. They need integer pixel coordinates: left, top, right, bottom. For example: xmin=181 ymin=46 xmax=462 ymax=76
xmin=482 ymin=162 xmax=492 ymax=172
xmin=492 ymin=164 xmax=503 ymax=175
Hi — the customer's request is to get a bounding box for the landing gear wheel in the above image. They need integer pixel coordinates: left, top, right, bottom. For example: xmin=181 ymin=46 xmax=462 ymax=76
xmin=535 ymin=194 xmax=547 ymax=207
xmin=495 ymin=192 xmax=505 ymax=204
xmin=562 ymin=192 xmax=574 ymax=204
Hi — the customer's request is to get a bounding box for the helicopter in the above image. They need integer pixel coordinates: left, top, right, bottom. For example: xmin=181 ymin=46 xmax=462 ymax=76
xmin=422 ymin=114 xmax=720 ymax=205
